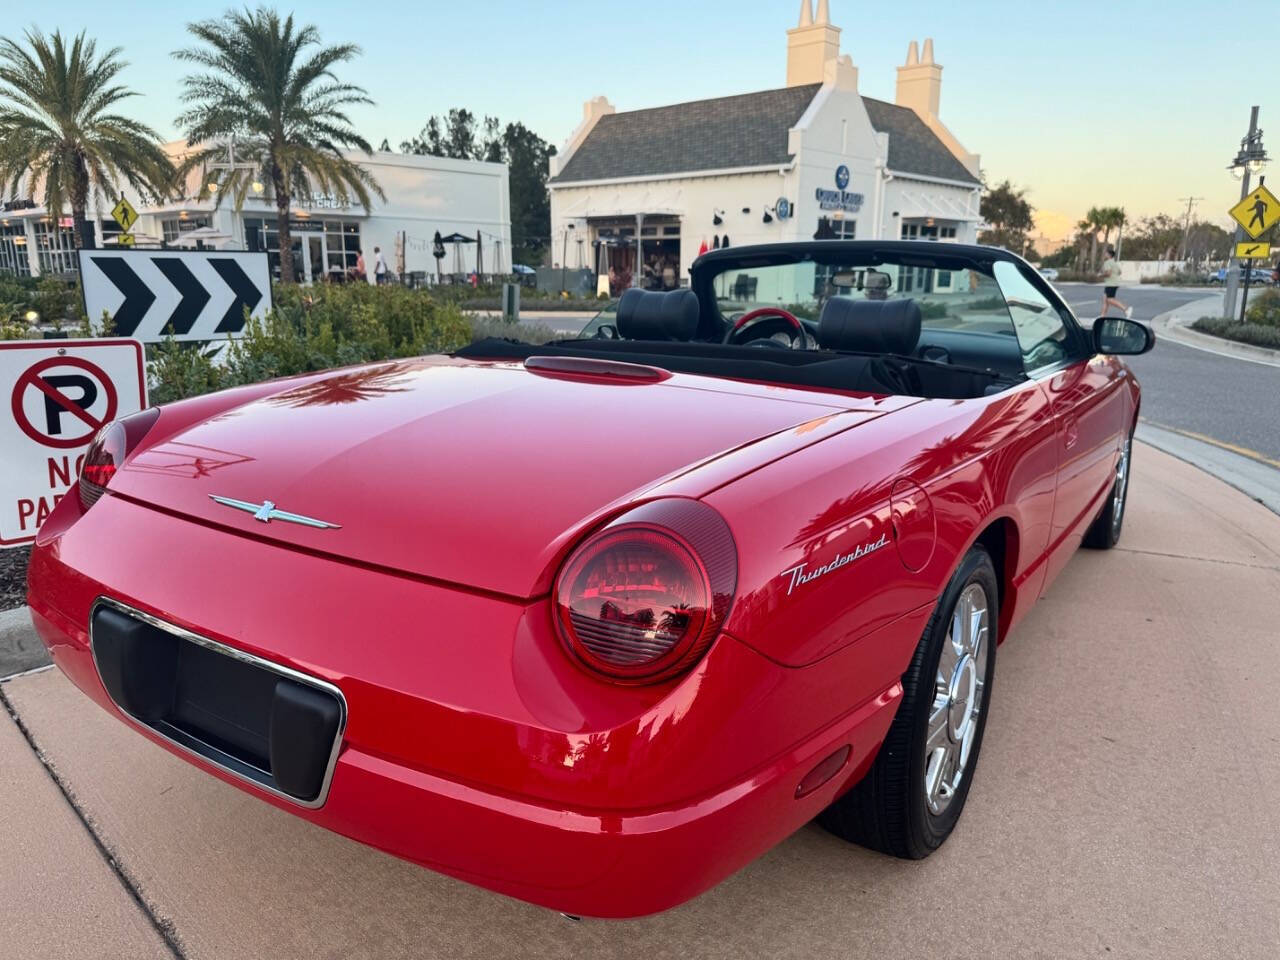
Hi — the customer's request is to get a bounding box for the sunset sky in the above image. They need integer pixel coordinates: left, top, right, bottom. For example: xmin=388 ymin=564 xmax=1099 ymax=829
xmin=18 ymin=0 xmax=1272 ymax=239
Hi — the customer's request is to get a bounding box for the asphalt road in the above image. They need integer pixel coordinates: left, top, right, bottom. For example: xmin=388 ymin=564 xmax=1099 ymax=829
xmin=1057 ymin=283 xmax=1280 ymax=464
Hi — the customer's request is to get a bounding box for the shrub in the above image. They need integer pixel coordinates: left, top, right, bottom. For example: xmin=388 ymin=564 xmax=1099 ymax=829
xmin=1140 ymin=270 xmax=1212 ymax=286
xmin=1191 ymin=316 xmax=1280 ymax=350
xmin=0 ymin=273 xmax=86 ymax=330
xmin=146 ymin=282 xmax=472 ymax=403
xmin=1244 ymin=288 xmax=1280 ymax=327
xmin=468 ymin=315 xmax=563 ymax=345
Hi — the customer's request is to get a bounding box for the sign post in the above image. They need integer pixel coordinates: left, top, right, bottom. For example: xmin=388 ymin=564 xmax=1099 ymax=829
xmin=111 ymin=196 xmax=139 ymax=249
xmin=1 ymin=339 xmax=146 ymax=547
xmin=1227 ymin=179 xmax=1279 ymax=321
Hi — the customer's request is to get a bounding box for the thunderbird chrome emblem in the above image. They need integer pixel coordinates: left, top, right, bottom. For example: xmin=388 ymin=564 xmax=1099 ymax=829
xmin=208 ymin=495 xmax=341 ymax=529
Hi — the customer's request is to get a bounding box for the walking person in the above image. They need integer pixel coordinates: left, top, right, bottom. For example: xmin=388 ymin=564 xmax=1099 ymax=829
xmin=1100 ymin=248 xmax=1132 ymax=318
xmin=374 ymin=246 xmax=389 ymax=285
xmin=354 ymin=250 xmax=367 ymax=284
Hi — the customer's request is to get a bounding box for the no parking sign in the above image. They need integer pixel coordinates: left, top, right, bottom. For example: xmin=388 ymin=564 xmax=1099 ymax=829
xmin=2 ymin=339 xmax=146 ymax=546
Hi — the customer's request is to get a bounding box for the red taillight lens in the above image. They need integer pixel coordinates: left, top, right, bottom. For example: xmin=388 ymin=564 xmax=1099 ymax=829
xmin=78 ymin=408 xmax=159 ymax=509
xmin=554 ymin=499 xmax=736 ymax=684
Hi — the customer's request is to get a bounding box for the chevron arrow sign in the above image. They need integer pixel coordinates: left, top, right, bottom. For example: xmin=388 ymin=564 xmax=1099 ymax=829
xmin=78 ymin=250 xmax=272 ymax=342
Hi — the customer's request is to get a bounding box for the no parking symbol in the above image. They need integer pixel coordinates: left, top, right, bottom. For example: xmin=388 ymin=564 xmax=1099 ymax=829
xmin=12 ymin=355 xmax=120 ymax=449
xmin=1 ymin=340 xmax=146 ymax=547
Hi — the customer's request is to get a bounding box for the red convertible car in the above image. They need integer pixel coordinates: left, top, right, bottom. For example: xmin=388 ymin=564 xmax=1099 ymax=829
xmin=28 ymin=241 xmax=1153 ymax=917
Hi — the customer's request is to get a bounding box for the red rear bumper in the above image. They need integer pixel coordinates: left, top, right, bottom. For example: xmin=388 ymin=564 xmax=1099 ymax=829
xmin=28 ymin=493 xmax=909 ymax=917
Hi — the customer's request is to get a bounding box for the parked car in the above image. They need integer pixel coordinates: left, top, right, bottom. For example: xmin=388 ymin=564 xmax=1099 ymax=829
xmin=29 ymin=240 xmax=1154 ymax=918
xmin=1037 ymin=266 xmax=1059 ymax=281
xmin=1210 ymin=266 xmax=1273 ymax=283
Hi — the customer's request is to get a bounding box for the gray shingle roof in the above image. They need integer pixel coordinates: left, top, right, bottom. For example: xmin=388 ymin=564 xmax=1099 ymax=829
xmin=550 ymin=85 xmax=821 ymax=184
xmin=860 ymin=97 xmax=979 ymax=184
xmin=550 ymin=85 xmax=979 ymax=187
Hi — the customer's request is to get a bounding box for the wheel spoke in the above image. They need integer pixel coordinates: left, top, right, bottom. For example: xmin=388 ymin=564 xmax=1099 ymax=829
xmin=926 ymin=699 xmax=950 ymax=752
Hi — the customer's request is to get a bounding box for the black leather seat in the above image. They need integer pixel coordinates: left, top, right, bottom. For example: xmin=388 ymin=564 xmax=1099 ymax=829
xmin=817 ymin=297 xmax=922 ymax=356
xmin=616 ymin=288 xmax=699 ymax=341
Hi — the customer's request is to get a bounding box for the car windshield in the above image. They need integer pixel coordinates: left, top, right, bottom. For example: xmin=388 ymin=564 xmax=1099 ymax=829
xmin=705 ymin=261 xmax=1012 ymax=337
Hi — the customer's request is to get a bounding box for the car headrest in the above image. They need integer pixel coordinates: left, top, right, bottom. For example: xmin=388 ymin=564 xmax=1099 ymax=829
xmin=818 ymin=297 xmax=922 ymax=355
xmin=616 ymin=288 xmax=699 ymax=341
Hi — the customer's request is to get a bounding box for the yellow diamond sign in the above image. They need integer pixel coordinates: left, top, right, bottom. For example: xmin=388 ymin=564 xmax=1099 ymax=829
xmin=1229 ymin=184 xmax=1280 ymax=239
xmin=1235 ymin=240 xmax=1271 ymax=259
xmin=110 ymin=196 xmax=138 ymax=233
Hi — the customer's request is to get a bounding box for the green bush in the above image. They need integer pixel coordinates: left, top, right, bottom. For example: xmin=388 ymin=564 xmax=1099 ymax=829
xmin=1244 ymin=288 xmax=1280 ymax=327
xmin=1191 ymin=316 xmax=1280 ymax=350
xmin=1140 ymin=270 xmax=1212 ymax=286
xmin=0 ymin=273 xmax=86 ymax=330
xmin=146 ymin=282 xmax=472 ymax=403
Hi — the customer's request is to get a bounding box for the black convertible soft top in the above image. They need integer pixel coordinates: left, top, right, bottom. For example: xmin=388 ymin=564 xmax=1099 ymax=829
xmin=457 ymin=241 xmax=1058 ymax=400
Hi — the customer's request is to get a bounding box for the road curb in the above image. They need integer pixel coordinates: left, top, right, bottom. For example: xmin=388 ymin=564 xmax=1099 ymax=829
xmin=0 ymin=605 xmax=49 ymax=679
xmin=1150 ymin=293 xmax=1280 ymax=367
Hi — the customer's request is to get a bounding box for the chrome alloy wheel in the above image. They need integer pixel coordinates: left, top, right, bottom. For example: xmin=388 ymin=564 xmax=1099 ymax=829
xmin=1112 ymin=435 xmax=1132 ymax=536
xmin=923 ymin=583 xmax=990 ymax=815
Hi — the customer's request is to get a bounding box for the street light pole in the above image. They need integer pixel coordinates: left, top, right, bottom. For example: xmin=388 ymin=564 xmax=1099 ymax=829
xmin=1225 ymin=106 xmax=1261 ymax=319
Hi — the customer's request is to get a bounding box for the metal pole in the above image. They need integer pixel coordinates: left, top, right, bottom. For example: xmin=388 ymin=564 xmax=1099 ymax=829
xmin=1225 ymin=106 xmax=1260 ymax=319
xmin=560 ymin=228 xmax=568 ymax=293
xmin=1115 ymin=211 xmax=1125 ymax=263
xmin=1240 ymin=174 xmax=1265 ymax=322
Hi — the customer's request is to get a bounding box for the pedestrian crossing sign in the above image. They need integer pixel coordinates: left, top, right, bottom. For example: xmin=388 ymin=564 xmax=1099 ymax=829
xmin=1229 ymin=184 xmax=1280 ymax=239
xmin=110 ymin=197 xmax=138 ymax=233
xmin=1234 ymin=240 xmax=1271 ymax=259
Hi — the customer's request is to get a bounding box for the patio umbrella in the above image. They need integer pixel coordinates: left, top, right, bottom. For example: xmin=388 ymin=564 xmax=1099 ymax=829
xmin=439 ymin=232 xmax=475 ymax=278
xmin=173 ymin=226 xmax=234 ymax=248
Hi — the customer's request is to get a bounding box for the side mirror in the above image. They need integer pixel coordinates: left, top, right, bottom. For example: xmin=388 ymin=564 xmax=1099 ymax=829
xmin=1092 ymin=317 xmax=1155 ymax=355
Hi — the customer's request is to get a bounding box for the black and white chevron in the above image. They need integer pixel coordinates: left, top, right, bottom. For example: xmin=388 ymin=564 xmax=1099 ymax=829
xmin=78 ymin=250 xmax=272 ymax=342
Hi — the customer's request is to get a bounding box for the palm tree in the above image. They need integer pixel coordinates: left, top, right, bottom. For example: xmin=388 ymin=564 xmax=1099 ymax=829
xmin=0 ymin=30 xmax=175 ymax=250
xmin=174 ymin=8 xmax=384 ymax=284
xmin=1084 ymin=206 xmax=1104 ymax=271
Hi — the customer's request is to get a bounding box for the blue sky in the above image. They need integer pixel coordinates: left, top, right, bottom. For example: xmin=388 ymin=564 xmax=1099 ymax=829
xmin=12 ymin=0 xmax=1272 ymax=238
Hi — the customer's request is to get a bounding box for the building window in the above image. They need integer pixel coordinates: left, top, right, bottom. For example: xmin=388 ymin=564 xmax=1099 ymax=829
xmin=815 ymin=216 xmax=855 ymax=240
xmin=324 ymin=220 xmax=362 ymax=271
xmin=0 ymin=222 xmax=30 ymax=276
xmin=162 ymin=215 xmax=211 ymax=244
xmin=33 ymin=219 xmax=77 ymax=274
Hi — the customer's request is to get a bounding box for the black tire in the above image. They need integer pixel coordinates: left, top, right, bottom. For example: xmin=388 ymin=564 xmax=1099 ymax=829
xmin=820 ymin=546 xmax=998 ymax=859
xmin=1083 ymin=428 xmax=1134 ymax=550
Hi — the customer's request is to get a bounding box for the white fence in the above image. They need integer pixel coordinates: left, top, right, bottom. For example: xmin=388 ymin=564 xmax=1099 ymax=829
xmin=1118 ymin=259 xmax=1186 ymax=282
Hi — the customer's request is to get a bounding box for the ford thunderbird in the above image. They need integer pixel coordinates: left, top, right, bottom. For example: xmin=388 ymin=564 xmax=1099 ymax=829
xmin=27 ymin=240 xmax=1153 ymax=917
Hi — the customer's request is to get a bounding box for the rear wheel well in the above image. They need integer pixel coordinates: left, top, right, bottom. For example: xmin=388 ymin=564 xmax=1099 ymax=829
xmin=973 ymin=518 xmax=1018 ymax=639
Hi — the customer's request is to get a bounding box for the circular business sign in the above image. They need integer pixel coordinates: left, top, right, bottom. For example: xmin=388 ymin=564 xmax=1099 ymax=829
xmin=11 ymin=355 xmax=118 ymax=449
xmin=776 ymin=197 xmax=792 ymax=221
xmin=835 ymin=164 xmax=850 ymax=190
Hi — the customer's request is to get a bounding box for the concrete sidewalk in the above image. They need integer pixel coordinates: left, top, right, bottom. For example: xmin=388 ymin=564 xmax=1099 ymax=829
xmin=3 ymin=443 xmax=1279 ymax=958
xmin=1149 ymin=290 xmax=1280 ymax=367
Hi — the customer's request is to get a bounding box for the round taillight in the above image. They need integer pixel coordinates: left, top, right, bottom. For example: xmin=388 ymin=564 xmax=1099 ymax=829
xmin=554 ymin=499 xmax=736 ymax=684
xmin=78 ymin=408 xmax=159 ymax=509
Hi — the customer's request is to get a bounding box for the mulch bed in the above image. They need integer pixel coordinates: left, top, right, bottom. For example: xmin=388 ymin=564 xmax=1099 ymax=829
xmin=0 ymin=547 xmax=30 ymax=610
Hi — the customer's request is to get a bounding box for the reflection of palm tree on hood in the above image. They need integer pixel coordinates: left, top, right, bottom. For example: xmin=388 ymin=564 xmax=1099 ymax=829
xmin=266 ymin=365 xmax=413 ymax=407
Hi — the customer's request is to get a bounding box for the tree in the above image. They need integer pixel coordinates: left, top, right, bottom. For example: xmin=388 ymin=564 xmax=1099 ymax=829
xmin=174 ymin=8 xmax=384 ymax=284
xmin=0 ymin=30 xmax=174 ymax=250
xmin=978 ymin=179 xmax=1034 ymax=253
xmin=402 ymin=110 xmax=556 ymax=267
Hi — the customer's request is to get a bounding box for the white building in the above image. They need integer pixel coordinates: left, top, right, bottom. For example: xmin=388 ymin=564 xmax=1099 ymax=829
xmin=548 ymin=0 xmax=982 ymax=293
xmin=0 ymin=148 xmax=511 ymax=284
